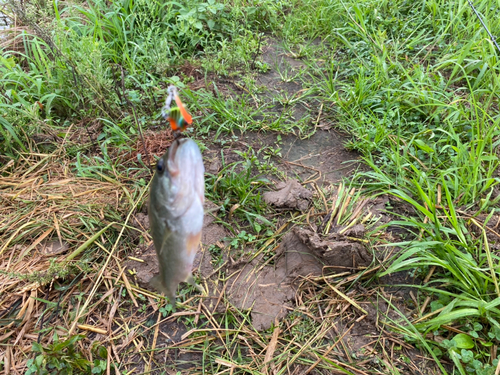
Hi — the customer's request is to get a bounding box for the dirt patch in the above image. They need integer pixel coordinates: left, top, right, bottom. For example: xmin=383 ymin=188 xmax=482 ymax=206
xmin=201 ymin=128 xmax=365 ymax=189
xmin=281 ymin=130 xmax=366 ymax=183
xmin=199 ymin=38 xmax=365 ymax=186
xmin=200 ymin=203 xmax=229 ymax=249
xmin=257 ymin=38 xmax=308 ymax=120
xmin=125 ymin=243 xmax=158 ymax=289
xmin=127 ymin=218 xmax=373 ymax=332
xmin=294 ymin=227 xmax=372 ymax=272
xmin=227 ymin=130 xmax=366 ymax=185
xmin=221 ymin=223 xmax=377 ymax=331
xmin=73 ymin=118 xmax=103 ymax=143
xmin=226 ymin=258 xmax=295 ymax=331
xmin=226 ymin=231 xmax=323 ymax=330
xmin=263 ymin=179 xmax=313 ymax=211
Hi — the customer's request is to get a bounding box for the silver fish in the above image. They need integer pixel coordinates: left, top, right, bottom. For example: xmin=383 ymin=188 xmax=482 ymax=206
xmin=148 ymin=138 xmax=205 ymax=305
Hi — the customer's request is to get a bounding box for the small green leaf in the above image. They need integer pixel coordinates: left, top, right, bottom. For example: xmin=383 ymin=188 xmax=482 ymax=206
xmin=432 ymin=346 xmax=443 ymax=356
xmin=413 ymin=139 xmax=434 ymax=153
xmin=430 ymin=300 xmax=444 ymax=312
xmin=472 ymin=359 xmax=482 ymax=369
xmin=491 ymin=326 xmax=500 ymax=340
xmin=480 ymin=341 xmax=493 ymax=347
xmin=32 ymin=342 xmax=44 ymax=353
xmin=97 ymin=345 xmax=108 ymax=359
xmin=36 ymin=354 xmax=44 ymax=367
xmin=441 ymin=339 xmax=455 ymax=349
xmin=454 ymin=333 xmax=474 ymax=349
xmin=460 ymin=349 xmax=473 ymax=363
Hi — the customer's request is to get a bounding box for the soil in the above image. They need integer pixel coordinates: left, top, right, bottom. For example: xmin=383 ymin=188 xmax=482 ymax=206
xmin=263 ymin=179 xmax=313 ymax=211
xmin=127 ymin=215 xmax=375 ymax=333
xmin=225 ymin=231 xmax=323 ymax=331
xmin=203 ymin=129 xmax=365 ymax=185
xmin=293 ymin=227 xmax=372 ymax=272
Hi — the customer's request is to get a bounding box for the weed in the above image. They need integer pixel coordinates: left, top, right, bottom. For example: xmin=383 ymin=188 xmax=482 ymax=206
xmin=206 ymin=147 xmax=272 ymax=233
xmin=25 ymin=333 xmax=109 ymax=375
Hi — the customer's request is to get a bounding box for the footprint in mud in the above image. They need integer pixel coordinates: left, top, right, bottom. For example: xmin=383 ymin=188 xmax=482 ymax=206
xmin=224 ymin=226 xmax=372 ymax=330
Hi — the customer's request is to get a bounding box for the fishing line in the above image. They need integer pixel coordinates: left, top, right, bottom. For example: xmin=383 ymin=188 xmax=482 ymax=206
xmin=467 ymin=0 xmax=500 ymax=53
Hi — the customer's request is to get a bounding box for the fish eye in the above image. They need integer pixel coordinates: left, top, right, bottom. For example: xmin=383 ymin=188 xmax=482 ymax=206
xmin=156 ymin=159 xmax=164 ymax=173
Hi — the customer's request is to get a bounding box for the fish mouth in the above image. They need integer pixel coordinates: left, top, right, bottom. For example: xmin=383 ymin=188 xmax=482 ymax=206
xmin=169 ymin=139 xmax=180 ymax=159
xmin=167 ymin=139 xmax=181 ymax=176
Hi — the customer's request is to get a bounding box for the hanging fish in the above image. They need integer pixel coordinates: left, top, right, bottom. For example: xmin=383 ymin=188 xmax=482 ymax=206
xmin=148 ymin=137 xmax=205 ymax=307
xmin=149 ymin=86 xmax=204 ymax=309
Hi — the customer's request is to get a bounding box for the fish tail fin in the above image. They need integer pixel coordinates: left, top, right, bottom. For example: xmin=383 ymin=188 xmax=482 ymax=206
xmin=150 ymin=275 xmax=177 ymax=310
xmin=186 ymin=274 xmax=206 ymax=296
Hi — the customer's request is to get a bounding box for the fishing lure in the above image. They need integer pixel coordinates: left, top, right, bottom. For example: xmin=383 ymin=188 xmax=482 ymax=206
xmin=162 ymin=85 xmax=193 ymax=132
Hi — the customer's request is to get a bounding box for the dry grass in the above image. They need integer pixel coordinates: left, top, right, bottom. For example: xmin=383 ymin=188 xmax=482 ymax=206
xmin=0 ymin=141 xmax=146 ymax=373
xmin=126 ymin=129 xmax=175 ymax=165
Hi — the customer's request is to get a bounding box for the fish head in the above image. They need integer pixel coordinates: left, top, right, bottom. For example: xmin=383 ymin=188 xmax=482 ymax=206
xmin=153 ymin=138 xmax=205 ymax=218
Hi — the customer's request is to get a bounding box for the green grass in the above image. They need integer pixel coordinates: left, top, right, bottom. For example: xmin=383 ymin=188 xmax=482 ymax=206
xmin=206 ymin=147 xmax=272 ymax=233
xmin=3 ymin=0 xmax=500 ymax=372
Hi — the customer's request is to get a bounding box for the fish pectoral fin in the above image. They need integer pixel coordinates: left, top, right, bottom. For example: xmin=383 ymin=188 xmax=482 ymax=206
xmin=186 ymin=274 xmax=207 ymax=296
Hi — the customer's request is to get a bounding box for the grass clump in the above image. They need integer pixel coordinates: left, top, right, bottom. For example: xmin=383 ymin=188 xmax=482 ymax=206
xmin=26 ymin=333 xmax=109 ymax=375
xmin=304 ymin=0 xmax=500 ymax=371
xmin=207 ymin=146 xmax=273 ymax=235
xmin=0 ymin=0 xmax=283 ymax=155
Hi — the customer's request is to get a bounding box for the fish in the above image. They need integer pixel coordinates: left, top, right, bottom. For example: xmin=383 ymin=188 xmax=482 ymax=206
xmin=167 ymin=93 xmax=193 ymax=132
xmin=148 ymin=137 xmax=205 ymax=306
